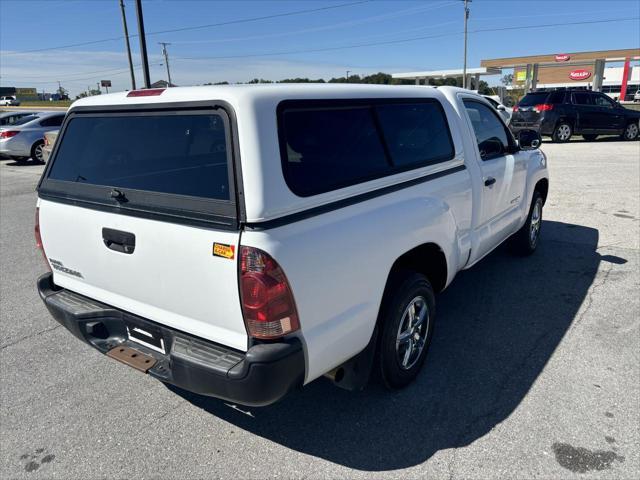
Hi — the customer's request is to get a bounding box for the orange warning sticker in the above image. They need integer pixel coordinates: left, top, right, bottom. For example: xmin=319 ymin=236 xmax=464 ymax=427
xmin=213 ymin=243 xmax=235 ymax=259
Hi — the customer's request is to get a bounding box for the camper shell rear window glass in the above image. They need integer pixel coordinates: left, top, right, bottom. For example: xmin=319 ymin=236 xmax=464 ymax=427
xmin=277 ymin=98 xmax=455 ymax=197
xmin=39 ymin=106 xmax=238 ymax=229
xmin=48 ymin=113 xmax=230 ymax=200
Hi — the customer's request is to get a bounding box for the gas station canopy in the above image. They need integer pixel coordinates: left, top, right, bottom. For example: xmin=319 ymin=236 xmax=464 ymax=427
xmin=392 ymin=67 xmax=502 ymax=89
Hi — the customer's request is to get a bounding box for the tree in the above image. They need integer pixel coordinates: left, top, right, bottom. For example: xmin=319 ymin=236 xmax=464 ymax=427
xmin=477 ymin=80 xmax=492 ymax=95
xmin=278 ymin=78 xmax=325 ymax=83
xmin=501 ymin=73 xmax=513 ymax=86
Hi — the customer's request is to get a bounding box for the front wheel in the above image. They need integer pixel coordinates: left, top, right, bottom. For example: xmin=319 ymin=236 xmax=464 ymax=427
xmin=377 ymin=272 xmax=435 ymax=389
xmin=512 ymin=191 xmax=543 ymax=255
xmin=553 ymin=122 xmax=572 ymax=142
xmin=621 ymin=122 xmax=639 ymax=141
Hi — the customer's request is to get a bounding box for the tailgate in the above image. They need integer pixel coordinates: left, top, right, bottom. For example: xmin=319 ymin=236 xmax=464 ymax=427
xmin=37 ymin=104 xmax=248 ymax=351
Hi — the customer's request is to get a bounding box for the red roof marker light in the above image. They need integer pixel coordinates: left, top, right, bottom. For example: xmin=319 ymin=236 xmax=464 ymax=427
xmin=126 ymin=88 xmax=166 ymax=97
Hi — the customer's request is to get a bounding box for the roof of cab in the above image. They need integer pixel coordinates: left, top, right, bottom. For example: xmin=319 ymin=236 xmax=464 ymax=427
xmin=69 ymin=83 xmax=443 ymax=110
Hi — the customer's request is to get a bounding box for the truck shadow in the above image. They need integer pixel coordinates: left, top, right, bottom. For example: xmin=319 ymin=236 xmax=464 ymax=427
xmin=169 ymin=220 xmax=621 ymax=471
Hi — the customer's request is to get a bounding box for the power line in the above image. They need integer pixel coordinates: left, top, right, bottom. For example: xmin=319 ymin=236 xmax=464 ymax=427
xmin=1 ymin=1 xmax=372 ymax=56
xmin=168 ymin=2 xmax=456 ymax=46
xmin=1 ymin=64 xmax=163 ymax=85
xmin=173 ymin=17 xmax=640 ymax=61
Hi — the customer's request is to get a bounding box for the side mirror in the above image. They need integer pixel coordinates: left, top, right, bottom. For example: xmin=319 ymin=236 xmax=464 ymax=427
xmin=518 ymin=129 xmax=541 ymax=150
xmin=497 ymin=105 xmax=506 ymax=111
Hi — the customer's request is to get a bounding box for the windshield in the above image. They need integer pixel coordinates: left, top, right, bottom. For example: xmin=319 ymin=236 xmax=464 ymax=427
xmin=517 ymin=92 xmax=550 ymax=107
xmin=48 ymin=113 xmax=231 ymax=201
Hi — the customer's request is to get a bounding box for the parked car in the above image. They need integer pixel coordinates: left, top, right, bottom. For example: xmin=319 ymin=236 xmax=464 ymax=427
xmin=36 ymin=85 xmax=548 ymax=406
xmin=634 ymin=90 xmax=640 ymax=103
xmin=41 ymin=130 xmax=59 ymax=162
xmin=511 ymin=88 xmax=640 ymax=142
xmin=0 ymin=111 xmax=36 ymax=126
xmin=0 ymin=112 xmax=65 ymax=162
xmin=483 ymin=95 xmax=512 ymax=125
xmin=0 ymin=95 xmax=20 ymax=106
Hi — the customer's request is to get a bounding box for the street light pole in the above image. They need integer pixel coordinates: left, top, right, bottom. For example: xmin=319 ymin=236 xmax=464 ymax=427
xmin=159 ymin=42 xmax=172 ymax=87
xmin=119 ymin=0 xmax=136 ymax=90
xmin=462 ymin=0 xmax=471 ymax=89
xmin=346 ymin=70 xmax=350 ymax=82
xmin=134 ymin=0 xmax=151 ymax=88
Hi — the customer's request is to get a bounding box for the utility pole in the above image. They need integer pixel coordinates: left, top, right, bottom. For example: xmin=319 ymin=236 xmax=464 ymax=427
xmin=346 ymin=70 xmax=350 ymax=82
xmin=97 ymin=82 xmax=101 ymax=94
xmin=159 ymin=42 xmax=172 ymax=86
xmin=462 ymin=0 xmax=471 ymax=89
xmin=134 ymin=0 xmax=151 ymax=88
xmin=119 ymin=0 xmax=136 ymax=90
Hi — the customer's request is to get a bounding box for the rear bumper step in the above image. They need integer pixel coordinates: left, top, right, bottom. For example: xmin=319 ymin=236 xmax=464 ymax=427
xmin=37 ymin=272 xmax=304 ymax=406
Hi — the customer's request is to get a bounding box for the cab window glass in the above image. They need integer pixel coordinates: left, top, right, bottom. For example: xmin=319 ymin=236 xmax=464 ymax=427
xmin=463 ymin=100 xmax=511 ymax=161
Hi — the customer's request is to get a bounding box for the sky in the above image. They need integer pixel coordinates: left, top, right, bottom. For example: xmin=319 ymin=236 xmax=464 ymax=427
xmin=1 ymin=0 xmax=639 ymax=96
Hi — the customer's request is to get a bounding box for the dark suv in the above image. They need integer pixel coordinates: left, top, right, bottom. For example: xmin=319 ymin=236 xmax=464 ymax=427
xmin=510 ymin=89 xmax=640 ymax=142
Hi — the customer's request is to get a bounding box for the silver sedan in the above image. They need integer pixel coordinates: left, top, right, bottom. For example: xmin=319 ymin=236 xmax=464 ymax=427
xmin=0 ymin=112 xmax=65 ymax=162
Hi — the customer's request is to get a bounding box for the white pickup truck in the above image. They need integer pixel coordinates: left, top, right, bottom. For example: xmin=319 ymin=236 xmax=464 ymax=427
xmin=36 ymin=85 xmax=549 ymax=406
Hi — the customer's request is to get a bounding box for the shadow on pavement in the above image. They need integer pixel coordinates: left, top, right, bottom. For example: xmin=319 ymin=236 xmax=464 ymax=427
xmin=169 ymin=220 xmax=624 ymax=471
xmin=3 ymin=159 xmax=43 ymax=166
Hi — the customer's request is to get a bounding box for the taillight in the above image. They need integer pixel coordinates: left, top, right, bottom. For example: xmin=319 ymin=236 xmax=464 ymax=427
xmin=535 ymin=103 xmax=554 ymax=112
xmin=239 ymin=246 xmax=299 ymax=340
xmin=512 ymin=105 xmax=519 ymax=112
xmin=0 ymin=130 xmax=19 ymax=139
xmin=35 ymin=208 xmax=51 ymax=272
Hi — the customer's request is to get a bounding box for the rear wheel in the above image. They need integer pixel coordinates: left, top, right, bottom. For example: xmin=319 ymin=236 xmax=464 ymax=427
xmin=31 ymin=141 xmax=45 ymax=163
xmin=553 ymin=122 xmax=572 ymax=142
xmin=621 ymin=122 xmax=639 ymax=141
xmin=582 ymin=134 xmax=598 ymax=141
xmin=512 ymin=191 xmax=543 ymax=255
xmin=377 ymin=272 xmax=435 ymax=389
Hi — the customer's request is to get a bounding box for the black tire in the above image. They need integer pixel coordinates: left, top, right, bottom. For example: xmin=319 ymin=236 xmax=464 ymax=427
xmin=377 ymin=272 xmax=435 ymax=389
xmin=512 ymin=191 xmax=543 ymax=256
xmin=552 ymin=122 xmax=572 ymax=143
xmin=582 ymin=134 xmax=598 ymax=141
xmin=621 ymin=122 xmax=639 ymax=141
xmin=31 ymin=140 xmax=45 ymax=163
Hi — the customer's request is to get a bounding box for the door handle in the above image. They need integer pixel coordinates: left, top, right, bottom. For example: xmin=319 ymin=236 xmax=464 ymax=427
xmin=102 ymin=228 xmax=136 ymax=254
xmin=484 ymin=177 xmax=496 ymax=187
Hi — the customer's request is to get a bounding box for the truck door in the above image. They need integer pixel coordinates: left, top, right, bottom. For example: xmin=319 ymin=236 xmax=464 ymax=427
xmin=462 ymin=99 xmax=528 ymax=262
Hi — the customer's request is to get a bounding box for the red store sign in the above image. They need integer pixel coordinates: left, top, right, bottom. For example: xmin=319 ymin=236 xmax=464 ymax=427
xmin=555 ymin=54 xmax=571 ymax=62
xmin=569 ymin=69 xmax=592 ymax=81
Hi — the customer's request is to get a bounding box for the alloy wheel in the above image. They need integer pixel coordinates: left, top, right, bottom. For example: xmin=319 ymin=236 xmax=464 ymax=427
xmin=395 ymin=296 xmax=429 ymax=370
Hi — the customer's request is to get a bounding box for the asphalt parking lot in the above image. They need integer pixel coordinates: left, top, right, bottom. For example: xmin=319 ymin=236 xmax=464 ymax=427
xmin=1 ymin=139 xmax=638 ymax=479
